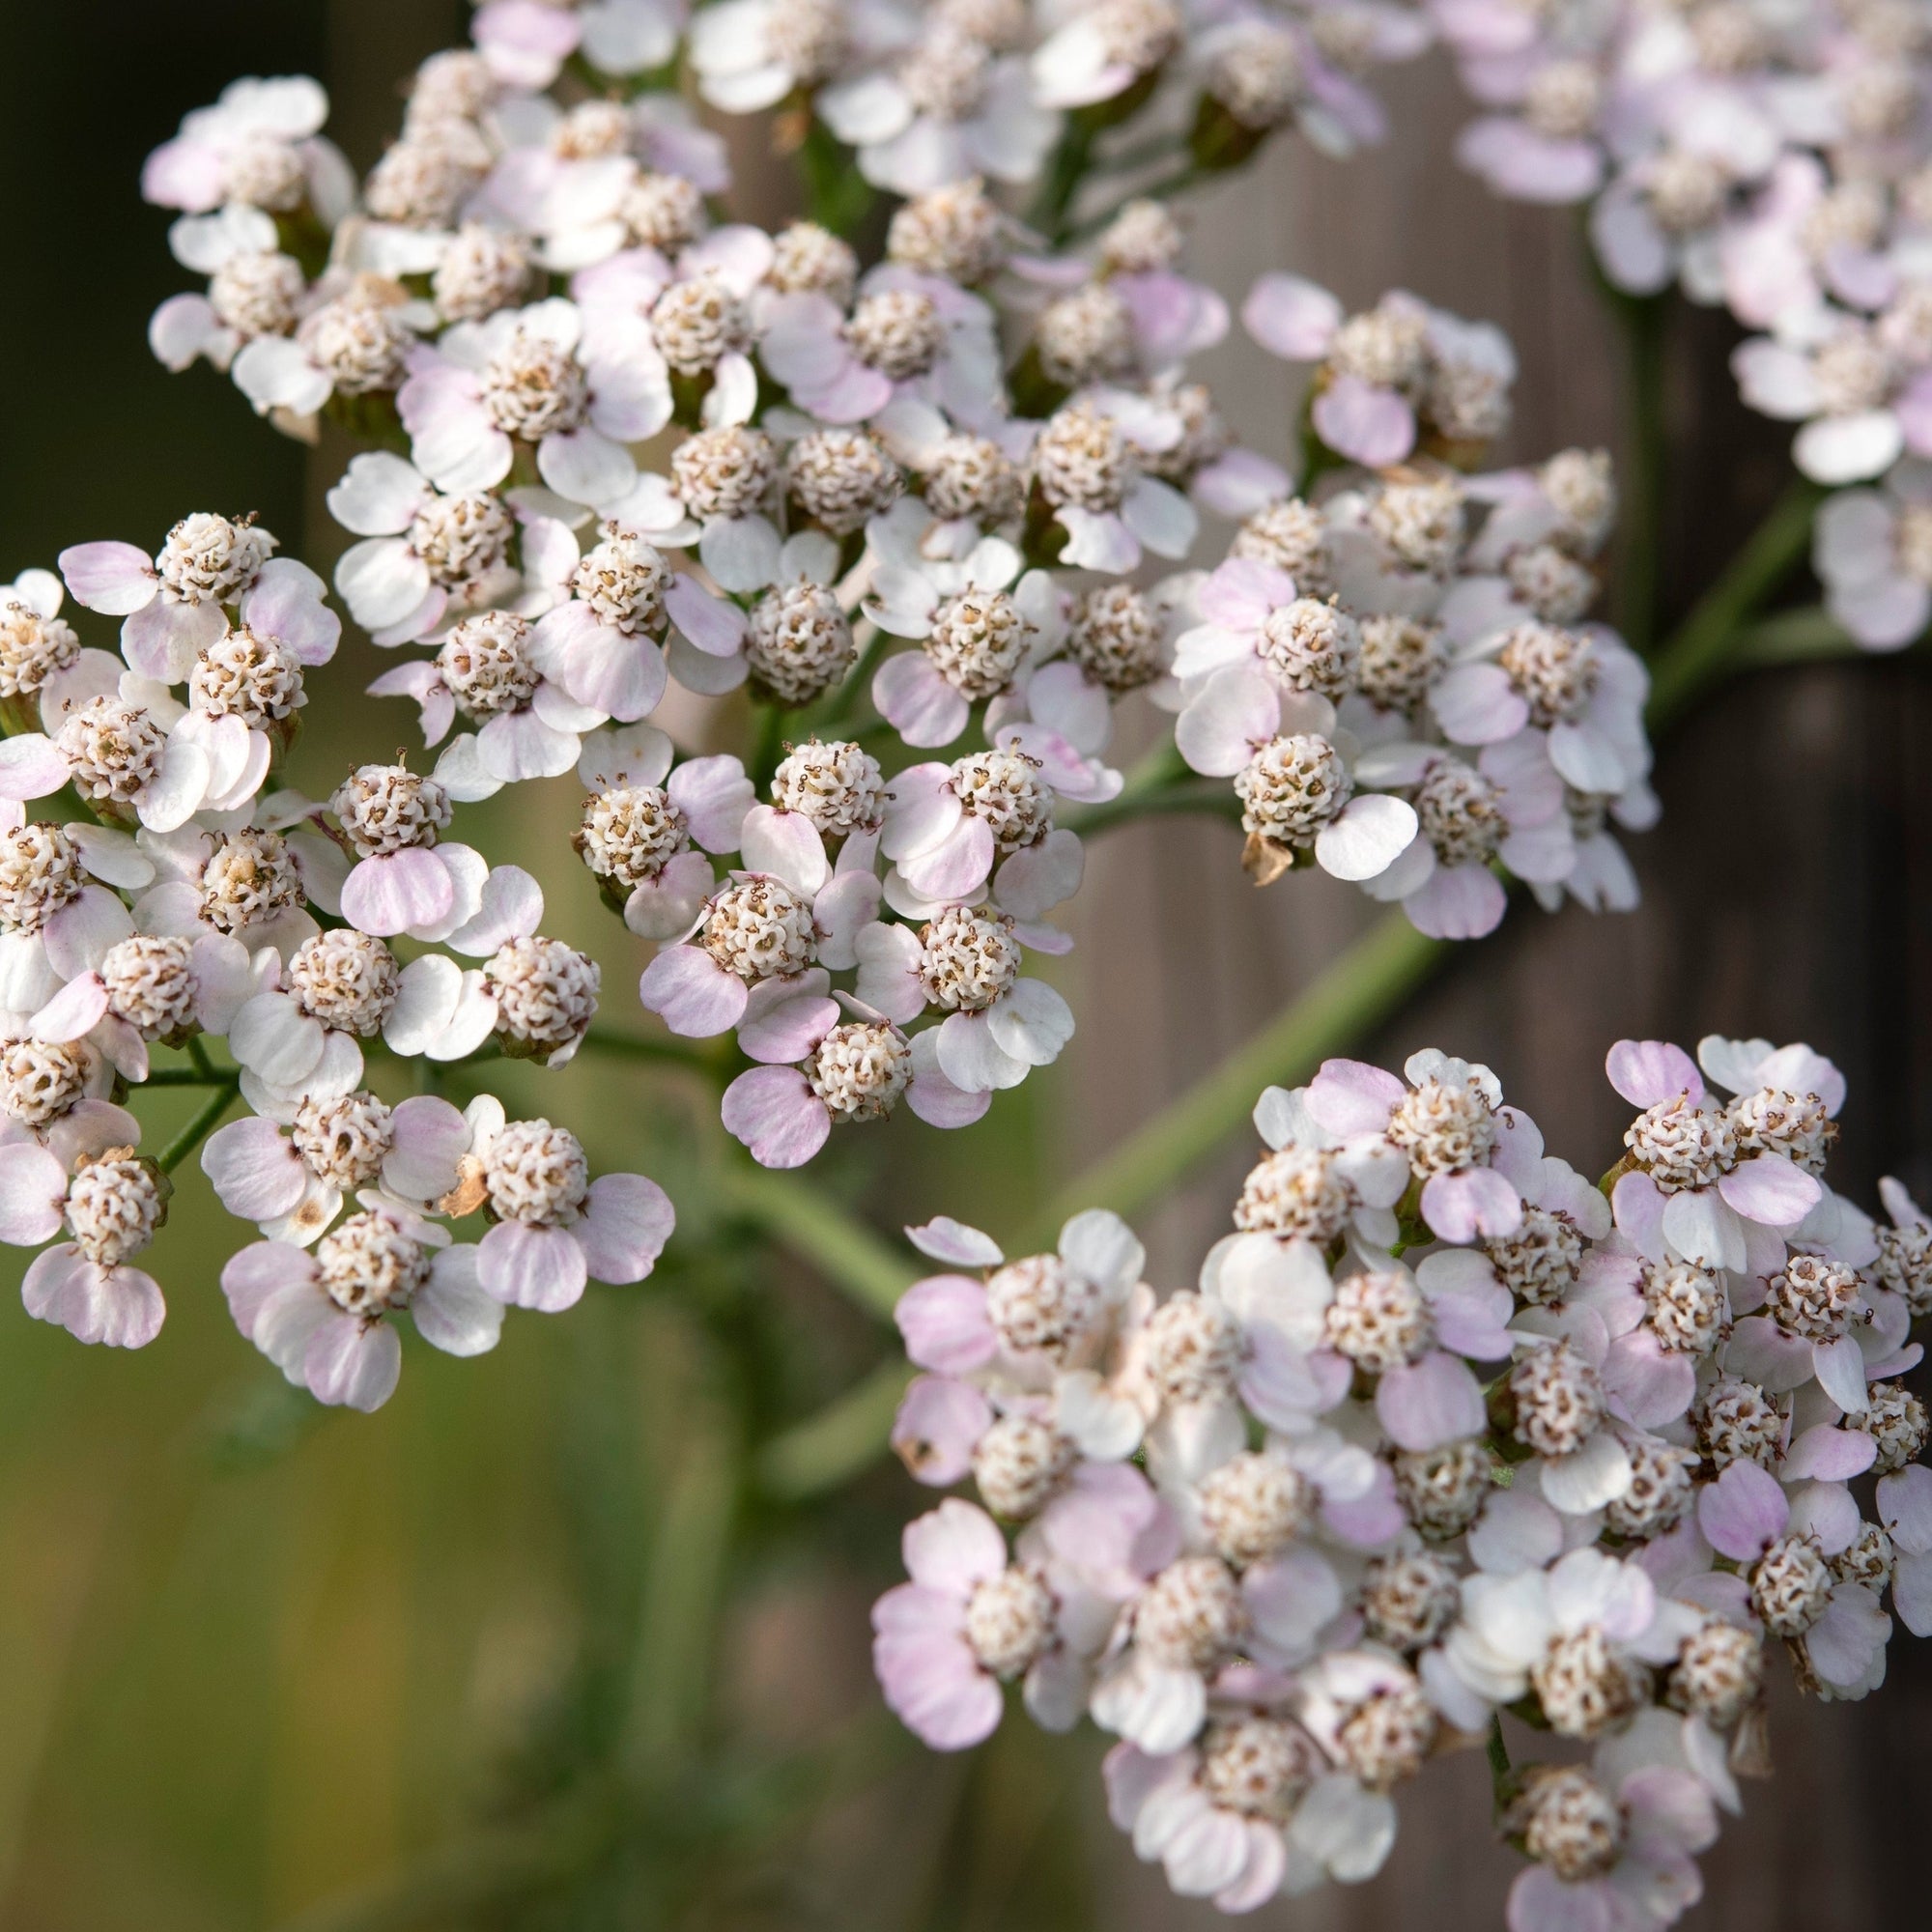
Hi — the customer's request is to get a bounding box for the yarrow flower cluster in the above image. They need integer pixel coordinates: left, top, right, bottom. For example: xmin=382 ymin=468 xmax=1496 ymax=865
xmin=0 ymin=510 xmax=672 ymax=1405
xmin=1434 ymin=0 xmax=1932 ymax=653
xmin=875 ymin=1036 xmax=1932 ymax=1923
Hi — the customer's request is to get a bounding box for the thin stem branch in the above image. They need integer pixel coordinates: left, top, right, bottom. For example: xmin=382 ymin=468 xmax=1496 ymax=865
xmin=1604 ymin=286 xmax=1668 ymax=654
xmin=716 ymin=1167 xmax=918 ymax=1321
xmin=156 ymin=1078 xmax=241 ymax=1175
xmin=1644 ymin=478 xmax=1823 ymax=727
xmin=1023 ymin=911 xmax=1444 ymax=1244
xmin=577 ymin=1027 xmax=732 ymax=1075
xmin=757 ymin=1359 xmax=911 ymax=1500
xmin=1487 ymin=1716 xmax=1511 ymax=1810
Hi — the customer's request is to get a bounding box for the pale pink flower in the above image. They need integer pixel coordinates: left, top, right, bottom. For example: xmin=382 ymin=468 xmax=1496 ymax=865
xmin=398 ymin=298 xmax=671 ymax=514
xmin=1697 ymin=1458 xmax=1890 ymax=1692
xmin=461 ymin=1095 xmax=674 ymax=1313
xmin=59 ymin=517 xmax=338 ymax=687
xmin=203 ymin=1092 xmax=469 ymax=1243
xmin=1812 ymin=459 xmax=1932 ymax=648
xmin=222 ymin=1208 xmax=496 ymax=1410
xmin=873 ymin=1497 xmax=1081 ymax=1748
xmin=141 ymin=75 xmax=352 ymax=220
xmin=1306 ymin=1049 xmax=1540 ymax=1241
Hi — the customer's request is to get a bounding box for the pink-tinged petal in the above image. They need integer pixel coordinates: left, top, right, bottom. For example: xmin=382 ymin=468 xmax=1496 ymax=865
xmin=1879 ymin=1464 xmax=1932 ymax=1555
xmin=1321 ymin=1461 xmax=1406 ymax=1548
xmin=874 ymin=1625 xmax=1002 ymax=1749
xmin=123 ymin=594 xmax=227 ymax=682
xmin=1610 ymin=1169 xmax=1666 ymax=1259
xmin=736 ymin=980 xmax=838 ymax=1064
xmin=1783 ymin=1424 xmax=1876 ymax=1482
xmin=1895 ymin=1552 xmax=1932 ymax=1637
xmin=800 ymin=358 xmax=895 ymax=423
xmin=1377 ymin=1350 xmax=1486 ymax=1451
xmin=892 ymin=1374 xmax=993 ymax=1485
xmin=1723 ymin=1315 xmax=1816 ymax=1394
xmin=1056 ymin=506 xmax=1139 ymax=574
xmin=1420 ymin=1167 xmax=1521 ymax=1242
xmin=0 ymin=735 xmax=72 ymax=802
xmin=905 ymin=1217 xmax=1003 ymax=1268
xmin=879 ymin=762 xmax=961 ymax=861
xmin=442 ymin=864 xmax=543 ymax=956
xmin=813 ymin=871 xmax=882 ymax=971
xmin=720 ymin=1065 xmax=831 ymax=1167
xmin=665 ymin=574 xmax=749 ymax=656
xmin=1718 ymin=1151 xmax=1821 ymax=1227
xmin=1240 ymin=273 xmax=1343 ymax=359
xmin=201 ymin=1117 xmax=307 ymax=1221
xmin=23 ymin=1247 xmax=165 ymax=1349
xmin=639 ymin=945 xmax=749 ymax=1036
xmin=1811 ymin=1334 xmax=1870 ymax=1415
xmin=220 ymin=1240 xmax=311 ymax=1340
xmin=382 ymin=1095 xmax=470 ymax=1203
xmin=29 ymin=972 xmax=107 ymax=1043
xmin=874 ymin=652 xmax=971 ymax=749
xmin=1198 ymin=555 xmax=1294 ymax=629
xmin=1660 ymin=1187 xmax=1746 ymax=1274
xmin=904 ymin=1495 xmax=1007 ymax=1593
xmin=626 ymin=851 xmax=715 ymax=942
xmin=43 ymin=885 xmax=134 ymax=980
xmin=242 ymin=557 xmax=340 ymax=665
xmin=1805 ymin=1581 xmax=1889 ymax=1689
xmin=1506 ymin=1865 xmax=1613 ymax=1932
xmin=1602 ymin=1328 xmax=1697 ymax=1429
xmin=1430 ymin=663 xmax=1529 ymax=745
xmin=897 ymin=818 xmax=995 ymax=902
xmin=906 ymin=1030 xmax=992 ymax=1130
xmin=302 ymin=1312 xmax=402 ymax=1410
xmin=574 ymin=1172 xmax=674 ymax=1282
xmin=1175 ymin=666 xmax=1278 ymax=778
xmin=0 ymin=1142 xmax=68 ymax=1245
xmin=895 ymin=1274 xmax=996 ymax=1374
xmin=1696 ymin=1458 xmax=1788 ymax=1562
xmin=666 ymin=754 xmax=754 ymax=852
xmin=58 ymin=542 xmax=156 ymax=616
xmin=477 ymin=706 xmax=580 ymax=782
xmin=1305 ymin=1060 xmax=1405 ymax=1138
xmin=1605 ymin=1038 xmax=1703 ymax=1108
xmin=1405 ymin=861 xmax=1507 ymax=939
xmin=1316 ymin=795 xmax=1417 ymax=883
xmin=739 ymin=806 xmax=831 ymax=897
xmin=1312 ymin=377 xmax=1414 ymax=468
xmin=340 ymin=848 xmax=456 ymax=938
xmin=478 ymin=1219 xmax=589 ymax=1313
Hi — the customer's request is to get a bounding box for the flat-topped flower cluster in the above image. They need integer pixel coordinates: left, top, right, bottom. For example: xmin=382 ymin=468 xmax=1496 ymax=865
xmin=875 ymin=1035 xmax=1932 ymax=1924
xmin=1435 ymin=0 xmax=1932 ymax=650
xmin=0 ymin=514 xmax=670 ymax=1406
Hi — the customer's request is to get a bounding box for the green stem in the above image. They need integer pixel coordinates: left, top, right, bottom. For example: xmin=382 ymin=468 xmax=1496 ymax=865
xmin=1644 ymin=478 xmax=1823 ymax=728
xmin=1030 ymin=118 xmax=1099 ymax=242
xmin=1727 ymin=603 xmax=1857 ymax=668
xmin=1062 ymin=165 xmax=1203 ymax=245
xmin=1021 ymin=911 xmax=1444 ymax=1244
xmin=717 ymin=1167 xmax=916 ymax=1321
xmin=577 ymin=1026 xmax=732 ymax=1075
xmin=137 ymin=1068 xmax=231 ymax=1088
xmin=747 ymin=698 xmax=787 ymax=794
xmin=1061 ymin=777 xmax=1242 ymax=838
xmin=1488 ymin=1716 xmax=1511 ymax=1809
xmin=156 ymin=1078 xmax=242 ymax=1174
xmin=757 ymin=1360 xmax=912 ymax=1500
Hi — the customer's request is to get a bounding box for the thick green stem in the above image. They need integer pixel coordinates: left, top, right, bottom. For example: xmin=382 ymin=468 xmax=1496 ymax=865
xmin=156 ymin=1078 xmax=242 ymax=1175
xmin=1022 ymin=911 xmax=1444 ymax=1243
xmin=1030 ymin=119 xmax=1099 ymax=242
xmin=717 ymin=1167 xmax=917 ymax=1321
xmin=1644 ymin=479 xmax=1823 ymax=728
